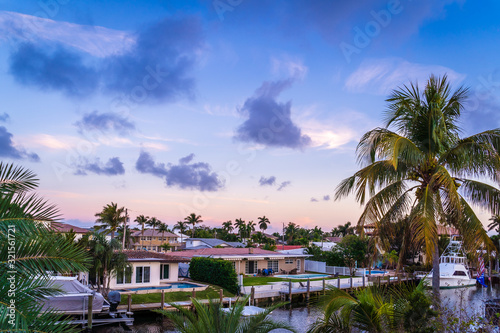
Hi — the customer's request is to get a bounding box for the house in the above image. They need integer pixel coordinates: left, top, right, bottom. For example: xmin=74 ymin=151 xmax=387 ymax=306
xmin=109 ymin=250 xmax=185 ymax=290
xmin=169 ymin=247 xmax=310 ymax=275
xmin=51 ymin=222 xmax=89 ymax=241
xmin=324 ymin=236 xmax=342 ymax=243
xmin=277 ymin=245 xmax=306 ymax=255
xmin=131 ymin=230 xmax=182 ymax=252
xmin=184 ymin=238 xmax=245 ymax=250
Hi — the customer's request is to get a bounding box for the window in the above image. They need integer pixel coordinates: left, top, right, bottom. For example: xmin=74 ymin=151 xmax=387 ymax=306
xmin=146 ymin=236 xmax=152 ymax=241
xmin=267 ymin=260 xmax=279 ymax=272
xmin=245 ymin=261 xmax=257 ymax=274
xmin=160 ymin=264 xmax=170 ymax=280
xmin=232 ymin=262 xmax=236 ymax=272
xmin=453 ymin=271 xmax=467 ymax=276
xmin=116 ymin=267 xmax=132 ymax=284
xmin=285 ymin=258 xmax=294 ymax=264
xmin=136 ymin=266 xmax=151 ymax=283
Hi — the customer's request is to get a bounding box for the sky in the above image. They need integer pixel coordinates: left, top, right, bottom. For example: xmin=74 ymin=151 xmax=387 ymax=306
xmin=1 ymin=0 xmax=500 ymax=233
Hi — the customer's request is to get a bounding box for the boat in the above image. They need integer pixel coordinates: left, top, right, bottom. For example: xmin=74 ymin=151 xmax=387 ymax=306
xmin=221 ymin=305 xmax=267 ymax=317
xmin=417 ymin=236 xmax=476 ymax=289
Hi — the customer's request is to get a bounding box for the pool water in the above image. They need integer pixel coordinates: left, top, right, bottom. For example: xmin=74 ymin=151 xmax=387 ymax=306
xmin=117 ymin=282 xmax=201 ymax=292
xmin=274 ymin=274 xmax=330 ymax=279
xmin=368 ymin=270 xmax=387 ymax=274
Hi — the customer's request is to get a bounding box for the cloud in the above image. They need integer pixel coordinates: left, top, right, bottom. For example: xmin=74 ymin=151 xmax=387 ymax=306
xmin=323 ymin=195 xmax=331 ymax=201
xmin=310 ymin=197 xmax=319 ymax=202
xmin=0 ymin=126 xmax=39 ymax=162
xmin=75 ymin=157 xmax=125 ymax=176
xmin=0 ymin=113 xmax=9 ymax=122
xmin=75 ymin=111 xmax=135 ymax=135
xmin=7 ymin=15 xmax=204 ymax=102
xmin=345 ymin=58 xmax=466 ymax=95
xmin=277 ymin=181 xmax=291 ymax=191
xmin=259 ymin=176 xmax=276 ymax=186
xmin=135 ymin=151 xmax=223 ymax=192
xmin=235 ymin=79 xmax=311 ymax=149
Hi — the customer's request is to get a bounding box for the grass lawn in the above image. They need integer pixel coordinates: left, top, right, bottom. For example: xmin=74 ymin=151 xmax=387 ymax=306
xmin=130 ymin=283 xmax=235 ymax=304
xmin=243 ymin=275 xmax=350 ymax=286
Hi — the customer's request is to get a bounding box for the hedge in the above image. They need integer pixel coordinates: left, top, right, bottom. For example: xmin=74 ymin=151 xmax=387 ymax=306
xmin=189 ymin=257 xmax=239 ymax=294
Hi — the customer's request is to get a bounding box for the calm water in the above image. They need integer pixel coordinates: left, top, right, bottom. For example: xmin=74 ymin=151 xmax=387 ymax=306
xmin=96 ymin=284 xmax=500 ymax=333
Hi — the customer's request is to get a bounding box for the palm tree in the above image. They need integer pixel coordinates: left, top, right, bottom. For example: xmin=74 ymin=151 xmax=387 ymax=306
xmin=285 ymin=222 xmax=298 ymax=244
xmin=135 ymin=214 xmax=149 ymax=249
xmin=335 ymin=75 xmax=498 ymax=301
xmin=158 ymin=223 xmax=170 ymax=252
xmin=156 ymin=296 xmax=296 ymax=333
xmin=146 ymin=217 xmax=162 ymax=249
xmin=184 ymin=213 xmax=203 ymax=237
xmin=94 ymin=202 xmax=126 ymax=239
xmin=222 ymin=220 xmax=233 ymax=233
xmin=174 ymin=220 xmax=188 ymax=243
xmin=258 ymin=215 xmax=270 ymax=232
xmin=246 ymin=220 xmax=256 ymax=239
xmin=0 ymin=163 xmax=89 ymax=332
xmin=488 ymin=215 xmax=500 ymax=234
xmin=116 ymin=224 xmax=133 ymax=249
xmin=235 ymin=218 xmax=246 ymax=239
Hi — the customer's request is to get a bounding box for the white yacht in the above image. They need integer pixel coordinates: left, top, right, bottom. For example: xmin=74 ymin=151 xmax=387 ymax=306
xmin=417 ymin=236 xmax=476 ymax=288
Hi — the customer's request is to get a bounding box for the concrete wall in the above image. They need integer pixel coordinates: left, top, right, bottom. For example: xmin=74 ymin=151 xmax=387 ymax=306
xmin=109 ymin=261 xmax=179 ymax=290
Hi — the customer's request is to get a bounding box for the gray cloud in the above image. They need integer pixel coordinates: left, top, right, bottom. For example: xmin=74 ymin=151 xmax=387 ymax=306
xmin=135 ymin=151 xmax=223 ymax=192
xmin=75 ymin=111 xmax=135 ymax=135
xmin=0 ymin=113 xmax=10 ymax=123
xmin=311 ymin=197 xmax=319 ymax=202
xmin=0 ymin=126 xmax=39 ymax=162
xmin=8 ymin=16 xmax=204 ymax=102
xmin=259 ymin=176 xmax=276 ymax=186
xmin=323 ymin=195 xmax=331 ymax=201
xmin=75 ymin=157 xmax=125 ymax=176
xmin=277 ymin=181 xmax=291 ymax=191
xmin=235 ymin=79 xmax=311 ymax=149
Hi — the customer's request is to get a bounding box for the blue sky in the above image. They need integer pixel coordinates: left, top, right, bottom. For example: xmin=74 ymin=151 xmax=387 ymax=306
xmin=1 ymin=0 xmax=499 ymax=233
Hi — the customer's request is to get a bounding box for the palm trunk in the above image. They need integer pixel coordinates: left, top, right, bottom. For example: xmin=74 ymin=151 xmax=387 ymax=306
xmin=150 ymin=227 xmax=154 ymax=249
xmin=141 ymin=225 xmax=144 ymax=250
xmin=432 ymin=242 xmax=441 ymax=304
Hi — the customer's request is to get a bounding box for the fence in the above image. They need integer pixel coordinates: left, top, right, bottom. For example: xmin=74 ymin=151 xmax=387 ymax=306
xmin=305 ymin=260 xmax=366 ymax=276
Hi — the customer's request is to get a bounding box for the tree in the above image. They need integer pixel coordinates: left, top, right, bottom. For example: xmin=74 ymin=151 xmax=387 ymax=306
xmin=235 ymin=218 xmax=246 ymax=240
xmin=258 ymin=215 xmax=270 ymax=231
xmin=222 ymin=220 xmax=233 ymax=233
xmin=246 ymin=220 xmax=256 ymax=239
xmin=174 ymin=220 xmax=188 ymax=243
xmin=94 ymin=202 xmax=126 ymax=239
xmin=158 ymin=222 xmax=170 ymax=251
xmin=135 ymin=214 xmax=149 ymax=250
xmin=146 ymin=217 xmax=162 ymax=248
xmin=0 ymin=163 xmax=89 ymax=332
xmin=285 ymin=222 xmax=299 ymax=244
xmin=332 ymin=222 xmax=355 ymax=237
xmin=383 ymin=250 xmax=399 ymax=270
xmin=336 ymin=235 xmax=368 ymax=275
xmin=335 ymin=75 xmax=498 ymax=301
xmin=185 ymin=213 xmax=203 ymax=237
xmin=116 ymin=224 xmax=133 ymax=249
xmin=157 ymin=296 xmax=296 ymax=333
xmin=488 ymin=215 xmax=500 ymax=234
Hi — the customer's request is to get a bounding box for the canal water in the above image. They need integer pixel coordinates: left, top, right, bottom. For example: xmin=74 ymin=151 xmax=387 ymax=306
xmin=96 ymin=284 xmax=500 ymax=333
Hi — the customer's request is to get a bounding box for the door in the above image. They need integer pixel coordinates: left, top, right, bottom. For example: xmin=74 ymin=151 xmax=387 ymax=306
xmin=246 ymin=261 xmax=257 ymax=274
xmin=297 ymin=259 xmax=301 ymax=272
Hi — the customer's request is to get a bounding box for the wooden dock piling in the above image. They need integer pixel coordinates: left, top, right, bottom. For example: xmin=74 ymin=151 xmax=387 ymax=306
xmin=87 ymin=295 xmax=93 ymax=331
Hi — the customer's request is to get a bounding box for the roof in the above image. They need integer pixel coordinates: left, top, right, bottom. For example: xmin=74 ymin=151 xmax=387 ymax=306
xmin=364 ymin=223 xmax=458 ymax=236
xmin=51 ymin=222 xmax=89 ymax=234
xmin=324 ymin=237 xmax=342 ymax=243
xmin=250 ymin=231 xmax=279 ymax=240
xmin=168 ymin=247 xmax=310 ymax=260
xmin=122 ymin=250 xmax=186 ymax=263
xmin=188 ymin=238 xmax=245 ymax=248
xmin=277 ymin=245 xmax=303 ymax=250
xmin=131 ymin=230 xmax=178 ymax=237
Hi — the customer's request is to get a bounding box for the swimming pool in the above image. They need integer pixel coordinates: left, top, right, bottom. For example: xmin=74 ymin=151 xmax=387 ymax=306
xmin=116 ymin=282 xmax=202 ymax=292
xmin=274 ymin=273 xmax=330 ymax=279
xmin=368 ymin=270 xmax=387 ymax=275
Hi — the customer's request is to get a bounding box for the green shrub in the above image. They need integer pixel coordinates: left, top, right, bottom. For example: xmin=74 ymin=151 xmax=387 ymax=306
xmin=189 ymin=257 xmax=239 ymax=294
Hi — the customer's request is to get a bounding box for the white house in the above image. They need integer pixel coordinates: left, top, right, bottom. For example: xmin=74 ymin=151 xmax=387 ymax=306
xmin=109 ymin=250 xmax=185 ymax=290
xmin=185 ymin=238 xmax=245 ymax=250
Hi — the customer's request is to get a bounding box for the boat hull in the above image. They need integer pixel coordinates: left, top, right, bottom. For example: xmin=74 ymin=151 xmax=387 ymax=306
xmin=422 ymin=276 xmax=476 ymax=289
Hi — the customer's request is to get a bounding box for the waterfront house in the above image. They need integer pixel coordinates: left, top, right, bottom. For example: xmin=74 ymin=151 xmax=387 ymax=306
xmin=109 ymin=250 xmax=186 ymax=290
xmin=51 ymin=222 xmax=90 ymax=241
xmin=169 ymin=247 xmax=310 ymax=275
xmin=131 ymin=230 xmax=182 ymax=252
xmin=185 ymin=238 xmax=245 ymax=250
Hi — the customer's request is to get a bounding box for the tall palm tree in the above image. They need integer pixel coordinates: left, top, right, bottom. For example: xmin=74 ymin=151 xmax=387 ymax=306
xmin=246 ymin=220 xmax=256 ymax=239
xmin=222 ymin=220 xmax=233 ymax=233
xmin=146 ymin=217 xmax=162 ymax=249
xmin=285 ymin=222 xmax=298 ymax=244
xmin=135 ymin=214 xmax=149 ymax=249
xmin=184 ymin=213 xmax=203 ymax=238
xmin=258 ymin=215 xmax=270 ymax=232
xmin=488 ymin=215 xmax=500 ymax=234
xmin=235 ymin=218 xmax=246 ymax=240
xmin=94 ymin=202 xmax=126 ymax=239
xmin=158 ymin=223 xmax=170 ymax=252
xmin=174 ymin=220 xmax=188 ymax=244
xmin=0 ymin=163 xmax=89 ymax=332
xmin=156 ymin=296 xmax=296 ymax=333
xmin=335 ymin=75 xmax=498 ymax=301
